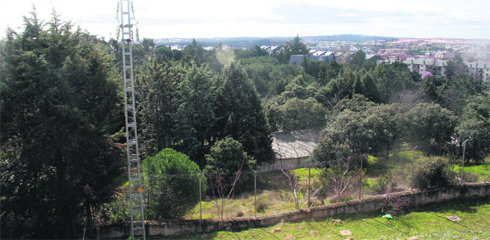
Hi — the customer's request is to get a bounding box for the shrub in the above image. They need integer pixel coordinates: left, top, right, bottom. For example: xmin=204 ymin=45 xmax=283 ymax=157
xmin=410 ymin=157 xmax=457 ymax=190
xmin=461 ymin=172 xmax=479 ymax=183
xmin=142 ymin=148 xmax=206 ymax=219
xmin=256 ymin=201 xmax=268 ymax=213
xmin=205 ymin=137 xmax=256 ymax=193
xmin=371 ymin=172 xmax=395 ymax=194
xmin=382 ymin=193 xmax=413 ymax=215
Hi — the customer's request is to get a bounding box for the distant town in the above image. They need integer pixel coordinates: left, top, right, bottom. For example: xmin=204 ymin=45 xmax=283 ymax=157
xmin=156 ymin=35 xmax=490 ymax=82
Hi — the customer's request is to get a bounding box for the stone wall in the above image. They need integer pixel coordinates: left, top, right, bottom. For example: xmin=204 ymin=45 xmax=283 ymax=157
xmin=98 ymin=183 xmax=490 ymax=239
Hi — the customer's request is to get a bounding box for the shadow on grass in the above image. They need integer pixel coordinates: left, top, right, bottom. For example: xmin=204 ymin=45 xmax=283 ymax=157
xmin=156 ymin=198 xmax=488 ymax=240
xmin=413 ymin=198 xmax=487 ymax=214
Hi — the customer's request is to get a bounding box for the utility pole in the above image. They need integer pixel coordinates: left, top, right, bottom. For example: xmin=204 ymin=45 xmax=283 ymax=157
xmin=119 ymin=0 xmax=146 ymax=239
xmin=460 ymin=139 xmax=470 ymax=184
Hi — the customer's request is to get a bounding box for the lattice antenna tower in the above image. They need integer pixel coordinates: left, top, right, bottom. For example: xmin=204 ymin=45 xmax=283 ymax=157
xmin=118 ymin=0 xmax=146 ymax=239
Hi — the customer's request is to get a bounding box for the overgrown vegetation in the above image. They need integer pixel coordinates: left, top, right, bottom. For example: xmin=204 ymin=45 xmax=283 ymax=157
xmin=410 ymin=157 xmax=457 ymax=191
xmin=1 ymin=8 xmax=489 ymax=239
xmin=171 ymin=199 xmax=490 ymax=240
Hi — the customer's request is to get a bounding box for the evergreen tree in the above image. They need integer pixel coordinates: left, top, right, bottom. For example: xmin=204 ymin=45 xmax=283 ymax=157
xmin=372 ymin=62 xmax=417 ymax=103
xmin=137 ymin=60 xmax=184 ymax=157
xmin=176 ymin=66 xmax=215 ymax=166
xmin=142 ymin=148 xmax=206 ymax=219
xmin=0 ymin=11 xmax=123 ymax=238
xmin=279 ymin=35 xmax=309 ymax=63
xmin=212 ymin=63 xmax=274 ymax=164
xmin=445 ymin=55 xmax=468 ymax=80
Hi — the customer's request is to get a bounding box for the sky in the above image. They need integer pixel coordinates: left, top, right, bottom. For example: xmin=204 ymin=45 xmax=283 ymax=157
xmin=1 ymin=0 xmax=489 ymax=40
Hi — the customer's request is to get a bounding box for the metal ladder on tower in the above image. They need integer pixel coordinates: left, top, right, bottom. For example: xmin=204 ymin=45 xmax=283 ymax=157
xmin=119 ymin=0 xmax=146 ymax=239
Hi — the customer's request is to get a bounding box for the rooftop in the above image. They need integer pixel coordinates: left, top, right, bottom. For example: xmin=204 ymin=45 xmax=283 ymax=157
xmin=272 ymin=129 xmax=321 ymax=160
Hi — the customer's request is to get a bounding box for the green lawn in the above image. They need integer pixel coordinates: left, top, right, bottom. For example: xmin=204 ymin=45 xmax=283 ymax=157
xmin=164 ymin=199 xmax=490 ymax=240
xmin=454 ymin=162 xmax=490 ymax=182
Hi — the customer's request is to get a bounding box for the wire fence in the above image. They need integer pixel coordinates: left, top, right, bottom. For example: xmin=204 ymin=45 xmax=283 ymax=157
xmin=99 ymin=142 xmax=486 ymax=224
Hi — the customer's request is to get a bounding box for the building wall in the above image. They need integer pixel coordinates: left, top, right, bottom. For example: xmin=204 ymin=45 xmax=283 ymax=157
xmin=466 ymin=62 xmax=490 ymax=83
xmin=378 ymin=56 xmax=490 ymax=82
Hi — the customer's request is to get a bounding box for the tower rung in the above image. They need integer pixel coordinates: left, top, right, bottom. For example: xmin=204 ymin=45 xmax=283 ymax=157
xmin=120 ymin=1 xmax=145 ymax=238
xmin=128 ymin=155 xmax=138 ymax=162
xmin=133 ymin=221 xmax=144 ymax=226
xmin=132 ymin=206 xmax=142 ymax=211
xmin=129 ymin=174 xmax=140 ymax=179
xmin=129 ymin=177 xmax=140 ymax=182
xmin=130 ymin=192 xmax=142 ymax=198
xmin=133 ymin=226 xmax=144 ymax=232
xmin=132 ymin=220 xmax=145 ymax=225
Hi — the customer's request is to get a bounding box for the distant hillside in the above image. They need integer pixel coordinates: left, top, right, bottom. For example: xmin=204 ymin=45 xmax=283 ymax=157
xmin=304 ymin=34 xmax=397 ymax=42
xmin=154 ymin=34 xmax=398 ymax=48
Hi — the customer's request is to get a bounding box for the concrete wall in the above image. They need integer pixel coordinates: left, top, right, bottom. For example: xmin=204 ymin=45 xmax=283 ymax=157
xmin=98 ymin=183 xmax=490 ymax=239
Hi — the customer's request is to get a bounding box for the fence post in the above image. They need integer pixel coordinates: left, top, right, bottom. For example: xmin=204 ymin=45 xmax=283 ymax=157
xmin=460 ymin=139 xmax=469 ymax=184
xmin=359 ymin=155 xmax=363 ymax=200
xmin=307 ymin=167 xmax=311 ymax=208
xmin=254 ymin=170 xmax=257 ymax=218
xmin=199 ymin=173 xmax=202 ymax=224
xmin=411 ymin=146 xmax=417 ymax=191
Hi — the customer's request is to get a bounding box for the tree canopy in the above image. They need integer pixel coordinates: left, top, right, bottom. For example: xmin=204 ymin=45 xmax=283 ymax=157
xmin=0 ymin=11 xmax=123 ymax=238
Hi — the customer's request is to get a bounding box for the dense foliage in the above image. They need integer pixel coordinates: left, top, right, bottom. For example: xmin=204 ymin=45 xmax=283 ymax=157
xmin=410 ymin=157 xmax=457 ymax=190
xmin=405 ymin=103 xmax=458 ymax=155
xmin=205 ymin=137 xmax=256 ymax=193
xmin=0 ymin=12 xmax=123 ymax=238
xmin=1 ymin=8 xmax=488 ymax=237
xmin=142 ymin=148 xmax=205 ymax=219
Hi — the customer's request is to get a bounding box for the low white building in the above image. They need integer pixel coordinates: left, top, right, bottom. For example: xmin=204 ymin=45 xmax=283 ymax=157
xmin=402 ymin=57 xmax=448 ymax=78
xmin=466 ymin=62 xmax=490 ymax=83
xmin=377 ymin=55 xmax=448 ymax=79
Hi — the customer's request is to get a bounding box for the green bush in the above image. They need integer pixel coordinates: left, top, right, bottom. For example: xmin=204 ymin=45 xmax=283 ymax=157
xmin=205 ymin=137 xmax=256 ymax=193
xmin=143 ymin=148 xmax=206 ymax=220
xmin=410 ymin=157 xmax=457 ymax=190
xmin=371 ymin=172 xmax=395 ymax=194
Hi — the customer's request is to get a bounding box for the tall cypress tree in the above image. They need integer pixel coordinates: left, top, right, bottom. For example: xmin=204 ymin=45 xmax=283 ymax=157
xmin=212 ymin=63 xmax=274 ymax=164
xmin=0 ymin=11 xmax=123 ymax=238
xmin=176 ymin=66 xmax=215 ymax=167
xmin=137 ymin=60 xmax=184 ymax=157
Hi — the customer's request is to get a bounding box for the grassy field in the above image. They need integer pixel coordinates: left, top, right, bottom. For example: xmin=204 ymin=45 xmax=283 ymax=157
xmin=454 ymin=162 xmax=490 ymax=182
xmin=163 ymin=199 xmax=490 ymax=240
xmin=183 ymin=145 xmax=488 ymax=220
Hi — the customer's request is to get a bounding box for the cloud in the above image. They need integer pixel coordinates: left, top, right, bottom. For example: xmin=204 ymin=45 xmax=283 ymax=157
xmin=1 ymin=0 xmax=489 ymax=39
